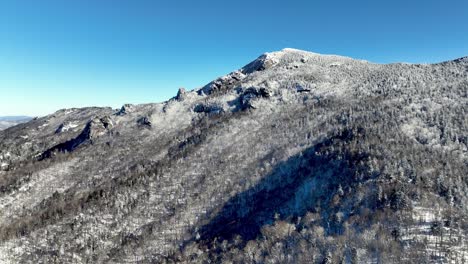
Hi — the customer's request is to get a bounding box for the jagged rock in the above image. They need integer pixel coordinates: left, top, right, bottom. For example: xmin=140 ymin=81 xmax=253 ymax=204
xmin=242 ymin=53 xmax=279 ymax=73
xmin=321 ymin=251 xmax=333 ymax=264
xmin=198 ymin=50 xmax=290 ymax=95
xmin=199 ymin=71 xmax=245 ymax=95
xmin=453 ymin=56 xmax=468 ymax=64
xmin=241 ymin=93 xmax=257 ymax=109
xmin=240 ymin=87 xmax=272 ymax=109
xmin=99 ymin=116 xmax=114 ymax=129
xmin=55 ymin=121 xmax=80 ymax=134
xmin=296 ymin=84 xmax=311 ymax=93
xmin=116 ymin=104 xmax=135 ymax=116
xmin=259 ymin=87 xmax=273 ymax=97
xmin=55 ymin=124 xmax=65 ymax=134
xmin=193 ymin=103 xmax=224 ymax=115
xmin=176 ymin=88 xmax=187 ymax=101
xmin=137 ymin=116 xmax=152 ymax=127
xmin=40 ymin=117 xmax=111 ymax=159
xmin=83 ymin=117 xmax=109 ymax=139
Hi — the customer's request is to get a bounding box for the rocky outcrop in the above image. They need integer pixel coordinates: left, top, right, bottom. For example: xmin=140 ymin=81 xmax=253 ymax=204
xmin=100 ymin=116 xmax=114 ymax=129
xmin=83 ymin=117 xmax=111 ymax=139
xmin=241 ymin=52 xmax=280 ymax=74
xmin=453 ymin=56 xmax=468 ymax=64
xmin=193 ymin=103 xmax=225 ymax=115
xmin=198 ymin=50 xmax=285 ymax=95
xmin=295 ymin=84 xmax=311 ymax=93
xmin=199 ymin=71 xmax=246 ymax=95
xmin=116 ymin=104 xmax=135 ymax=116
xmin=240 ymin=87 xmax=272 ymax=109
xmin=55 ymin=124 xmax=65 ymax=134
xmin=137 ymin=116 xmax=152 ymax=127
xmin=55 ymin=122 xmax=80 ymax=134
xmin=175 ymin=88 xmax=187 ymax=101
xmin=40 ymin=117 xmax=112 ymax=159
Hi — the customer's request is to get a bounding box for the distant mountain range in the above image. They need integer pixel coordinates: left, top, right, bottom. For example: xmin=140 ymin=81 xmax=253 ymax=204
xmin=0 ymin=116 xmax=33 ymax=131
xmin=0 ymin=49 xmax=467 ymax=263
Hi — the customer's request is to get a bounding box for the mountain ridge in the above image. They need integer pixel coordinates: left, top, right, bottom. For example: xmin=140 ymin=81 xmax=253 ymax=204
xmin=0 ymin=49 xmax=467 ymax=263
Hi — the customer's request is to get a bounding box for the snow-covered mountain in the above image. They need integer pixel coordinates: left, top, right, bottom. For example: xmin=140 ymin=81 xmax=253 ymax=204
xmin=0 ymin=49 xmax=467 ymax=263
xmin=0 ymin=116 xmax=33 ymax=131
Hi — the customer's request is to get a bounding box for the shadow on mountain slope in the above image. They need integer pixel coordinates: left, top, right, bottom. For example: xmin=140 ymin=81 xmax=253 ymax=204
xmin=196 ymin=127 xmax=372 ymax=245
xmin=39 ymin=117 xmax=112 ymax=160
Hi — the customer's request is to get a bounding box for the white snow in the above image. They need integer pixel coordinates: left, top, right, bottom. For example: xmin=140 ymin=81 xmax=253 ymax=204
xmin=0 ymin=159 xmax=78 ymax=224
xmin=38 ymin=123 xmax=49 ymax=129
xmin=60 ymin=121 xmax=79 ymax=132
xmin=400 ymin=205 xmax=468 ymax=263
xmin=401 ymin=118 xmax=441 ymax=146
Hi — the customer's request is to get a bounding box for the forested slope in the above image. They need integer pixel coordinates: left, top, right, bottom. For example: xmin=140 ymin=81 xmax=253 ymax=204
xmin=0 ymin=49 xmax=466 ymax=263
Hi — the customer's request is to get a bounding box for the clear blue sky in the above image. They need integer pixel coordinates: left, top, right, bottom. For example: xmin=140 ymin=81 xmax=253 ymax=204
xmin=1 ymin=0 xmax=467 ymax=116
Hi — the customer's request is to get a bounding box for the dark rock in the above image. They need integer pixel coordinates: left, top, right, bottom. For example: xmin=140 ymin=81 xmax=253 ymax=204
xmin=241 ymin=93 xmax=258 ymax=110
xmin=199 ymin=71 xmax=245 ymax=95
xmin=259 ymin=87 xmax=273 ymax=97
xmin=240 ymin=87 xmax=272 ymax=109
xmin=40 ymin=117 xmax=110 ymax=159
xmin=193 ymin=104 xmax=224 ymax=115
xmin=55 ymin=124 xmax=65 ymax=134
xmin=100 ymin=116 xmax=114 ymax=129
xmin=83 ymin=118 xmax=109 ymax=140
xmin=137 ymin=116 xmax=152 ymax=127
xmin=296 ymin=84 xmax=311 ymax=93
xmin=241 ymin=54 xmax=278 ymax=74
xmin=116 ymin=104 xmax=134 ymax=116
xmin=176 ymin=88 xmax=187 ymax=101
xmin=453 ymin=56 xmax=468 ymax=64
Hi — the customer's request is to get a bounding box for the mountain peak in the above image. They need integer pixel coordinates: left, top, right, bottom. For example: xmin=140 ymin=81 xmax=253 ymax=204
xmin=200 ymin=48 xmax=363 ymax=95
xmin=268 ymin=47 xmax=320 ymax=56
xmin=1 ymin=49 xmax=467 ymax=263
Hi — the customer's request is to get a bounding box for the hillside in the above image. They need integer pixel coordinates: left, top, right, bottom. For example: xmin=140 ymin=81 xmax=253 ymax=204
xmin=0 ymin=49 xmax=467 ymax=263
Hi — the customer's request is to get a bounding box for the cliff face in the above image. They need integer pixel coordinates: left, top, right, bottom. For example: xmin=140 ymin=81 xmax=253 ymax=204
xmin=0 ymin=49 xmax=467 ymax=263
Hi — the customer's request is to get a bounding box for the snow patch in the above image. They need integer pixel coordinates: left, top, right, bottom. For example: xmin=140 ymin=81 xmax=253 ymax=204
xmin=56 ymin=121 xmax=80 ymax=133
xmin=401 ymin=118 xmax=441 ymax=146
xmin=38 ymin=123 xmax=49 ymax=129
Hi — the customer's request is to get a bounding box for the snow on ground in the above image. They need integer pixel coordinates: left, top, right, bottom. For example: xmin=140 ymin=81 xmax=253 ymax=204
xmin=401 ymin=205 xmax=468 ymax=263
xmin=57 ymin=121 xmax=80 ymax=133
xmin=0 ymin=159 xmax=79 ymax=225
xmin=401 ymin=118 xmax=441 ymax=146
xmin=38 ymin=123 xmax=49 ymax=129
xmin=0 ymin=240 xmax=18 ymax=263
